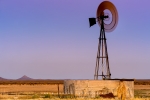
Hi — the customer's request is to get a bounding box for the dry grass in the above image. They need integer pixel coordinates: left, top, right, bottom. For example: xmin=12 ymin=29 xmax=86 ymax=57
xmin=0 ymin=93 xmax=150 ymax=100
xmin=135 ymin=85 xmax=150 ymax=89
xmin=1 ymin=98 xmax=150 ymax=100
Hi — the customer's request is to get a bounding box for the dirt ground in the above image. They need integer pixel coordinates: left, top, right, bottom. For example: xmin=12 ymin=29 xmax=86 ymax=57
xmin=0 ymin=84 xmax=63 ymax=93
xmin=135 ymin=85 xmax=150 ymax=90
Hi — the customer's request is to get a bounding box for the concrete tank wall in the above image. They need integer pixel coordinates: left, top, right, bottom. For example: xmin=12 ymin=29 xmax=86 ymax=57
xmin=64 ymin=80 xmax=134 ymax=99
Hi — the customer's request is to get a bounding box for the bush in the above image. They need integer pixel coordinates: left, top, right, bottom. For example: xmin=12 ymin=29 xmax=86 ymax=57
xmin=32 ymin=94 xmax=40 ymax=99
xmin=44 ymin=94 xmax=51 ymax=98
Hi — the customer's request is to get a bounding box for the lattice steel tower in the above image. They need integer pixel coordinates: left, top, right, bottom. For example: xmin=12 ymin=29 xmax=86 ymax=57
xmin=94 ymin=16 xmax=111 ymax=80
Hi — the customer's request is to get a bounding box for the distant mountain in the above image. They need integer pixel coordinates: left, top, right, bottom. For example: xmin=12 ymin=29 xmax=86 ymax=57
xmin=0 ymin=77 xmax=7 ymax=80
xmin=17 ymin=75 xmax=33 ymax=80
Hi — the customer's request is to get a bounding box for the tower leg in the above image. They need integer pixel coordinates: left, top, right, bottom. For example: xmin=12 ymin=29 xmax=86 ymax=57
xmin=94 ymin=20 xmax=111 ymax=80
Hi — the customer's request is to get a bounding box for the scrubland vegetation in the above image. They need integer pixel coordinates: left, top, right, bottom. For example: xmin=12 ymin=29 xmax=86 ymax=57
xmin=0 ymin=91 xmax=150 ymax=100
xmin=0 ymin=80 xmax=150 ymax=99
xmin=0 ymin=95 xmax=150 ymax=100
xmin=0 ymin=80 xmax=63 ymax=85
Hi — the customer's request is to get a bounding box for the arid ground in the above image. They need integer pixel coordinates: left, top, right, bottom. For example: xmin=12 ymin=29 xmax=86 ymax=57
xmin=0 ymin=79 xmax=149 ymax=99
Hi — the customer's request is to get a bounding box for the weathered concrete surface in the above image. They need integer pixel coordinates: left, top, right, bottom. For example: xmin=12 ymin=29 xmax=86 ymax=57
xmin=64 ymin=80 xmax=134 ymax=99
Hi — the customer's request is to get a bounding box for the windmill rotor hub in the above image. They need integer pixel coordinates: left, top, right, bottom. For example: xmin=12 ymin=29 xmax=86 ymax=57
xmin=99 ymin=15 xmax=109 ymax=20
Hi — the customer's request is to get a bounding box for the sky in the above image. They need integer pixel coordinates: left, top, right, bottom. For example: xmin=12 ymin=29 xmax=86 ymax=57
xmin=0 ymin=0 xmax=150 ymax=79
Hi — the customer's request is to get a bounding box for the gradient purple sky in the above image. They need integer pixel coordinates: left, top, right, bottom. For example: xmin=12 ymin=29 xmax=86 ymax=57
xmin=0 ymin=0 xmax=150 ymax=79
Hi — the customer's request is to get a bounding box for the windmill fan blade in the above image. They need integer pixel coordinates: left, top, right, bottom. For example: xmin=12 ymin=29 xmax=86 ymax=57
xmin=97 ymin=1 xmax=118 ymax=32
xmin=89 ymin=18 xmax=96 ymax=27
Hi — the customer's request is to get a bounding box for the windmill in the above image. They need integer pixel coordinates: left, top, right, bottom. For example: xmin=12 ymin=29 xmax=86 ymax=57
xmin=89 ymin=1 xmax=118 ymax=80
